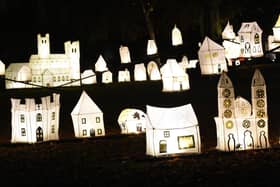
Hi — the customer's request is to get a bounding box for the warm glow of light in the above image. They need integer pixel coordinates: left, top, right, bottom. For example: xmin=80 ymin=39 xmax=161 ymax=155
xmin=118 ymin=68 xmax=130 ymax=82
xmin=119 ymin=45 xmax=131 ymax=63
xmin=222 ymin=21 xmax=236 ymax=40
xmin=273 ymin=15 xmax=280 ymax=42
xmin=0 ymin=60 xmax=5 ymax=76
xmin=81 ymin=69 xmax=96 ymax=85
xmin=147 ymin=40 xmax=158 ymax=55
xmin=134 ymin=63 xmax=147 ymax=81
xmin=95 ymin=55 xmax=108 ymax=72
xmin=147 ymin=61 xmax=161 ymax=81
xmin=172 ymin=25 xmax=183 ymax=46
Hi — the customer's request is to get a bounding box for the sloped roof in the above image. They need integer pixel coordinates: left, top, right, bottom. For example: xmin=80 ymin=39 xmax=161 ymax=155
xmin=218 ymin=72 xmax=233 ymax=88
xmin=274 ymin=15 xmax=280 ymax=27
xmin=146 ymin=104 xmax=198 ymax=129
xmin=238 ymin=21 xmax=262 ymax=33
xmin=222 ymin=21 xmax=236 ymax=40
xmin=160 ymin=59 xmax=186 ymax=77
xmin=251 ymin=69 xmax=265 ymax=87
xmin=95 ymin=55 xmax=108 ymax=72
xmin=6 ymin=63 xmax=30 ymax=73
xmin=199 ymin=36 xmax=224 ymax=52
xmin=71 ymin=91 xmax=102 ymax=115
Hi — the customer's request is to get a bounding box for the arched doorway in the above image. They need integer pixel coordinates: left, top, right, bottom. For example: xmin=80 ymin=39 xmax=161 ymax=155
xmin=36 ymin=127 xmax=43 ymax=142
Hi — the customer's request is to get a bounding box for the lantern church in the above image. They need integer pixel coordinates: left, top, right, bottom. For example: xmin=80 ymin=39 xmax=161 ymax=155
xmin=5 ymin=33 xmax=80 ymax=89
xmin=214 ymin=69 xmax=269 ymax=151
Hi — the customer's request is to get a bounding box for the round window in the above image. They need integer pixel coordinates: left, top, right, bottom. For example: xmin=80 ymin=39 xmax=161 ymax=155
xmin=223 ymin=99 xmax=231 ymax=108
xmin=224 ymin=109 xmax=232 ymax=118
xmin=242 ymin=120 xmax=251 ymax=128
xmin=225 ymin=120 xmax=233 ymax=129
xmin=222 ymin=89 xmax=231 ymax=98
xmin=257 ymin=119 xmax=266 ymax=128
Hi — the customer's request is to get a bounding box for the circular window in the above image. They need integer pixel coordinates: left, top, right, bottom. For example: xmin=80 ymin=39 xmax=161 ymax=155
xmin=222 ymin=89 xmax=231 ymax=98
xmin=257 ymin=119 xmax=266 ymax=128
xmin=242 ymin=120 xmax=251 ymax=128
xmin=225 ymin=120 xmax=233 ymax=129
xmin=257 ymin=110 xmax=265 ymax=118
xmin=223 ymin=99 xmax=231 ymax=108
xmin=224 ymin=109 xmax=232 ymax=118
xmin=256 ymin=89 xmax=264 ymax=98
xmin=257 ymin=99 xmax=265 ymax=108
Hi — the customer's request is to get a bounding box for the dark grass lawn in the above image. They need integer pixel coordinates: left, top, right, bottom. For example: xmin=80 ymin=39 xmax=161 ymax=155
xmin=0 ymin=60 xmax=280 ymax=185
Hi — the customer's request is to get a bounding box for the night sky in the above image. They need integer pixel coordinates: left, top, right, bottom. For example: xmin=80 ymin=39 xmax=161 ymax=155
xmin=0 ymin=0 xmax=279 ymax=71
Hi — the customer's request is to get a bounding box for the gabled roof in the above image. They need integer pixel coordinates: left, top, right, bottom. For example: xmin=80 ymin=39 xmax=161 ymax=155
xmin=146 ymin=104 xmax=198 ymax=129
xmin=71 ymin=91 xmax=102 ymax=115
xmin=199 ymin=36 xmax=224 ymax=52
xmin=251 ymin=69 xmax=265 ymax=87
xmin=218 ymin=72 xmax=233 ymax=88
xmin=6 ymin=63 xmax=30 ymax=73
xmin=222 ymin=21 xmax=236 ymax=40
xmin=274 ymin=15 xmax=280 ymax=27
xmin=160 ymin=59 xmax=186 ymax=77
xmin=95 ymin=55 xmax=108 ymax=72
xmin=238 ymin=21 xmax=262 ymax=33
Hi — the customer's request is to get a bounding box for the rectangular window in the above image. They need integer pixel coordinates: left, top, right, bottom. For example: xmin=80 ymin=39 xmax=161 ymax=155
xmin=82 ymin=129 xmax=87 ymax=136
xmin=164 ymin=131 xmax=170 ymax=138
xmin=159 ymin=140 xmax=167 ymax=153
xmin=136 ymin=123 xmax=142 ymax=132
xmin=178 ymin=135 xmax=195 ymax=150
xmin=96 ymin=117 xmax=100 ymax=123
xmin=53 ymin=76 xmax=56 ymax=82
xmin=97 ymin=129 xmax=102 ymax=135
xmin=21 ymin=128 xmax=26 ymax=136
xmin=51 ymin=125 xmax=55 ymax=134
xmin=52 ymin=112 xmax=55 ymax=120
xmin=36 ymin=113 xmax=42 ymax=122
xmin=20 ymin=114 xmax=25 ymax=123
xmin=82 ymin=118 xmax=86 ymax=124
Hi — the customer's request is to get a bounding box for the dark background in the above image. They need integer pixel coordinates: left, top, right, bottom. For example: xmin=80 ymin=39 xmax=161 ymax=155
xmin=0 ymin=0 xmax=279 ymax=71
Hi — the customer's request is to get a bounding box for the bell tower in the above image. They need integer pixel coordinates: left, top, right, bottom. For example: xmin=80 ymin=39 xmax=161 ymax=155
xmin=37 ymin=33 xmax=50 ymax=58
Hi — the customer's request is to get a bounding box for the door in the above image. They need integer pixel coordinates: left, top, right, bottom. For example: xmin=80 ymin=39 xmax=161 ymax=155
xmin=36 ymin=127 xmax=43 ymax=142
xmin=90 ymin=128 xmax=95 ymax=137
xmin=42 ymin=69 xmax=53 ymax=87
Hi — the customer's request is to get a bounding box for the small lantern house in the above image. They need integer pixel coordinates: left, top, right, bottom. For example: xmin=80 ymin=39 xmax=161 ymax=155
xmin=81 ymin=69 xmax=96 ymax=85
xmin=118 ymin=68 xmax=130 ymax=82
xmin=147 ymin=39 xmax=158 ymax=55
xmin=95 ymin=55 xmax=108 ymax=72
xmin=119 ymin=45 xmax=131 ymax=63
xmin=11 ymin=93 xmax=60 ymax=143
xmin=198 ymin=36 xmax=227 ymax=75
xmin=102 ymin=70 xmax=113 ymax=84
xmin=222 ymin=21 xmax=236 ymax=40
xmin=238 ymin=21 xmax=263 ymax=58
xmin=71 ymin=91 xmax=105 ymax=138
xmin=146 ymin=104 xmax=201 ymax=157
xmin=268 ymin=15 xmax=280 ymax=52
xmin=172 ymin=25 xmax=183 ymax=46
xmin=147 ymin=61 xmax=161 ymax=81
xmin=134 ymin=63 xmax=147 ymax=81
xmin=117 ymin=108 xmax=147 ymax=134
xmin=214 ymin=69 xmax=269 ymax=151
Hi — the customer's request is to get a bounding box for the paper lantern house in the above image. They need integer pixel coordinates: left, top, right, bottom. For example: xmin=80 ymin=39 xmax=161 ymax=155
xmin=268 ymin=15 xmax=280 ymax=52
xmin=81 ymin=69 xmax=96 ymax=85
xmin=198 ymin=36 xmax=227 ymax=75
xmin=5 ymin=63 xmax=31 ymax=89
xmin=222 ymin=21 xmax=236 ymax=40
xmin=146 ymin=104 xmax=201 ymax=157
xmin=71 ymin=91 xmax=105 ymax=138
xmin=179 ymin=56 xmax=198 ymax=70
xmin=172 ymin=25 xmax=183 ymax=46
xmin=11 ymin=93 xmax=60 ymax=143
xmin=102 ymin=70 xmax=113 ymax=84
xmin=119 ymin=45 xmax=131 ymax=63
xmin=0 ymin=60 xmax=5 ymax=76
xmin=118 ymin=68 xmax=130 ymax=82
xmin=214 ymin=69 xmax=269 ymax=151
xmin=238 ymin=22 xmax=263 ymax=58
xmin=95 ymin=55 xmax=108 ymax=72
xmin=117 ymin=108 xmax=147 ymax=134
xmin=160 ymin=59 xmax=189 ymax=92
xmin=6 ymin=33 xmax=81 ymax=89
xmin=147 ymin=39 xmax=158 ymax=55
xmin=134 ymin=63 xmax=147 ymax=81
xmin=147 ymin=61 xmax=161 ymax=81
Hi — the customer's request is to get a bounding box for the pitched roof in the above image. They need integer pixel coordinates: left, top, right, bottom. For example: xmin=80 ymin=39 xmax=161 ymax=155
xmin=71 ymin=91 xmax=102 ymax=115
xmin=199 ymin=36 xmax=224 ymax=52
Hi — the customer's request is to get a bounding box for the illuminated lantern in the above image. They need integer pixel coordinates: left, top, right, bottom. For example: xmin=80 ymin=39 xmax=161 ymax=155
xmin=81 ymin=69 xmax=96 ymax=85
xmin=6 ymin=33 xmax=81 ymax=89
xmin=222 ymin=21 xmax=236 ymax=40
xmin=146 ymin=104 xmax=201 ymax=157
xmin=119 ymin=45 xmax=131 ymax=63
xmin=0 ymin=60 xmax=5 ymax=76
xmin=102 ymin=70 xmax=113 ymax=84
xmin=198 ymin=36 xmax=227 ymax=75
xmin=238 ymin=21 xmax=263 ymax=58
xmin=71 ymin=91 xmax=105 ymax=138
xmin=273 ymin=14 xmax=280 ymax=42
xmin=147 ymin=39 xmax=158 ymax=55
xmin=160 ymin=59 xmax=190 ymax=92
xmin=118 ymin=68 xmax=130 ymax=82
xmin=134 ymin=63 xmax=147 ymax=81
xmin=11 ymin=93 xmax=60 ymax=143
xmin=5 ymin=63 xmax=32 ymax=89
xmin=95 ymin=55 xmax=108 ymax=72
xmin=179 ymin=56 xmax=198 ymax=70
xmin=222 ymin=40 xmax=241 ymax=60
xmin=172 ymin=25 xmax=183 ymax=46
xmin=147 ymin=61 xmax=161 ymax=81
xmin=117 ymin=108 xmax=147 ymax=134
xmin=214 ymin=69 xmax=269 ymax=151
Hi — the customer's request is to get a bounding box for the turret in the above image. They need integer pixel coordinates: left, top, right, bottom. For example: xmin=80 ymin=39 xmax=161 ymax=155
xmin=37 ymin=33 xmax=50 ymax=58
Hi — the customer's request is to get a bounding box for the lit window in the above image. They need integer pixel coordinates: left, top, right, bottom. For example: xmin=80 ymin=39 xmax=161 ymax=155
xmin=21 ymin=128 xmax=26 ymax=136
xmin=96 ymin=117 xmax=100 ymax=123
xmin=52 ymin=112 xmax=55 ymax=120
xmin=159 ymin=140 xmax=167 ymax=153
xmin=97 ymin=129 xmax=102 ymax=135
xmin=53 ymin=76 xmax=56 ymax=82
xmin=51 ymin=125 xmax=55 ymax=133
xmin=82 ymin=118 xmax=86 ymax=124
xmin=136 ymin=124 xmax=142 ymax=132
xmin=164 ymin=131 xmax=170 ymax=138
xmin=36 ymin=113 xmax=42 ymax=122
xmin=82 ymin=129 xmax=87 ymax=136
xmin=178 ymin=135 xmax=195 ymax=150
xmin=20 ymin=114 xmax=25 ymax=123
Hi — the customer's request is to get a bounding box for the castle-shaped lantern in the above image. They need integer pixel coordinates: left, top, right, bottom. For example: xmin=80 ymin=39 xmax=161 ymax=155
xmin=214 ymin=69 xmax=269 ymax=151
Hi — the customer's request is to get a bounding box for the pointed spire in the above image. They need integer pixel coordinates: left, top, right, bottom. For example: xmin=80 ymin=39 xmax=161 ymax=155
xmin=218 ymin=71 xmax=233 ymax=88
xmin=251 ymin=69 xmax=265 ymax=87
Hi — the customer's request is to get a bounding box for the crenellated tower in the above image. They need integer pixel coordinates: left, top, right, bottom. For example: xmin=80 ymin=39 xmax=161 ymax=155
xmin=65 ymin=41 xmax=80 ymax=80
xmin=37 ymin=33 xmax=50 ymax=58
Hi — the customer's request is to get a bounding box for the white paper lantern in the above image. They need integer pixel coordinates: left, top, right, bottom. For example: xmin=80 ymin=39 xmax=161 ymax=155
xmin=273 ymin=15 xmax=280 ymax=42
xmin=95 ymin=55 xmax=108 ymax=72
xmin=119 ymin=45 xmax=131 ymax=63
xmin=118 ymin=68 xmax=130 ymax=82
xmin=147 ymin=39 xmax=158 ymax=55
xmin=147 ymin=61 xmax=161 ymax=81
xmin=172 ymin=25 xmax=183 ymax=46
xmin=222 ymin=21 xmax=236 ymax=40
xmin=102 ymin=71 xmax=113 ymax=84
xmin=0 ymin=60 xmax=5 ymax=76
xmin=81 ymin=69 xmax=96 ymax=85
xmin=134 ymin=63 xmax=147 ymax=81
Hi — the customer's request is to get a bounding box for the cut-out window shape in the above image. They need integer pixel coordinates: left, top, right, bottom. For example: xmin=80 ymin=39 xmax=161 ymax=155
xmin=82 ymin=118 xmax=86 ymax=124
xmin=224 ymin=109 xmax=232 ymax=118
xmin=242 ymin=120 xmax=251 ymax=128
xmin=159 ymin=140 xmax=167 ymax=153
xmin=82 ymin=129 xmax=87 ymax=136
xmin=257 ymin=110 xmax=265 ymax=118
xmin=257 ymin=119 xmax=266 ymax=128
xmin=20 ymin=114 xmax=25 ymax=123
xmin=178 ymin=135 xmax=195 ymax=149
xmin=164 ymin=131 xmax=170 ymax=138
xmin=51 ymin=125 xmax=55 ymax=133
xmin=225 ymin=120 xmax=234 ymax=129
xmin=97 ymin=129 xmax=102 ymax=135
xmin=256 ymin=89 xmax=264 ymax=98
xmin=257 ymin=99 xmax=265 ymax=108
xmin=96 ymin=117 xmax=100 ymax=123
xmin=133 ymin=112 xmax=140 ymax=120
xmin=223 ymin=99 xmax=231 ymax=108
xmin=222 ymin=89 xmax=231 ymax=98
xmin=136 ymin=123 xmax=142 ymax=132
xmin=21 ymin=128 xmax=26 ymax=136
xmin=52 ymin=112 xmax=55 ymax=120
xmin=36 ymin=113 xmax=42 ymax=122
xmin=254 ymin=33 xmax=260 ymax=44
